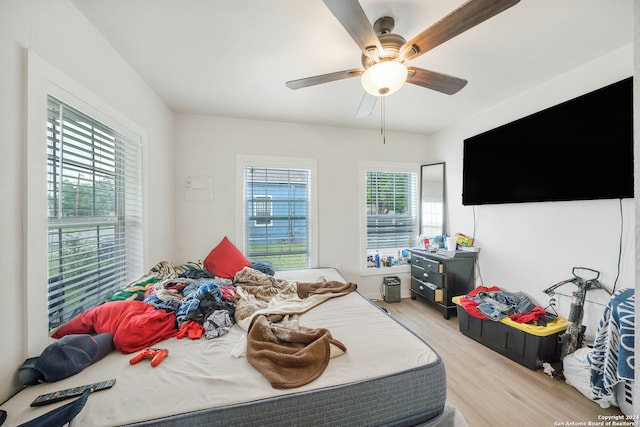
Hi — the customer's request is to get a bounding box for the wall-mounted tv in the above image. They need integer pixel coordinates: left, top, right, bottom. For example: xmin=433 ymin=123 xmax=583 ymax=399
xmin=462 ymin=77 xmax=634 ymax=206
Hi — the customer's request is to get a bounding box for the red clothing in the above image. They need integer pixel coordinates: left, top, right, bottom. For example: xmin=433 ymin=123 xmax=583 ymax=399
xmin=52 ymin=300 xmax=177 ymax=353
xmin=461 ymin=286 xmax=547 ymax=324
xmin=177 ymin=320 xmax=204 ymax=340
xmin=509 ymin=306 xmax=547 ymax=323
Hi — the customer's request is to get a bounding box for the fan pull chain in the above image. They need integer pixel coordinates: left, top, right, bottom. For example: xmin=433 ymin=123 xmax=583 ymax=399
xmin=380 ymin=96 xmax=386 ymax=144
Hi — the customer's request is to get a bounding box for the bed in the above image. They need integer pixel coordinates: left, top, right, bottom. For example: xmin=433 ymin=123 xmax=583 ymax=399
xmin=2 ymin=267 xmax=466 ymax=426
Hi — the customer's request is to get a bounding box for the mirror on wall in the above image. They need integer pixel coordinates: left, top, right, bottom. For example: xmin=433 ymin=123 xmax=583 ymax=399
xmin=420 ymin=162 xmax=445 ymax=238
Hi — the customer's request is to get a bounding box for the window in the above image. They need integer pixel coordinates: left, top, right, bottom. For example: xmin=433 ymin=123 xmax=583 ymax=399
xmin=360 ymin=162 xmax=418 ymax=271
xmin=253 ymin=195 xmax=273 ymax=226
xmin=47 ymin=95 xmax=142 ymax=330
xmin=238 ymin=156 xmax=317 ymax=270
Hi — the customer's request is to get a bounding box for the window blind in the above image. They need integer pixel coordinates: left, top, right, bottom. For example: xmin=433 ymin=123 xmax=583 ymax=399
xmin=243 ymin=167 xmax=311 ymax=270
xmin=366 ymin=170 xmax=417 ymax=251
xmin=47 ymin=96 xmax=142 ymax=330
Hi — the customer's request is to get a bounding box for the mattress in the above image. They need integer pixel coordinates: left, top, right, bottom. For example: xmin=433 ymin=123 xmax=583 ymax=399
xmin=2 ymin=268 xmax=457 ymax=426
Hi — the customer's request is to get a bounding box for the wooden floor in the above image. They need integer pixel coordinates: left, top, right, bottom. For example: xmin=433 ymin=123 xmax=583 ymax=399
xmin=375 ymin=297 xmax=623 ymax=427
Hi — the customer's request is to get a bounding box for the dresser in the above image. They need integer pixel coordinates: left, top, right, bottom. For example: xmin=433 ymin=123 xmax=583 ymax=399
xmin=409 ymin=249 xmax=476 ymax=319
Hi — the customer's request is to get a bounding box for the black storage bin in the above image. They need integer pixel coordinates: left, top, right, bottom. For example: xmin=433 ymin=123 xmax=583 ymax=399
xmin=454 ymin=297 xmax=570 ymax=370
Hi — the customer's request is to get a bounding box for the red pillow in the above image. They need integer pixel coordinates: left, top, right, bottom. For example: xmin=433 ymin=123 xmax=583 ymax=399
xmin=203 ymin=236 xmax=251 ymax=279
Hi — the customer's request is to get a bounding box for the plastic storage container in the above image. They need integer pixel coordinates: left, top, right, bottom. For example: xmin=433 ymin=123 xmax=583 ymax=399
xmin=452 ymin=296 xmax=570 ymax=369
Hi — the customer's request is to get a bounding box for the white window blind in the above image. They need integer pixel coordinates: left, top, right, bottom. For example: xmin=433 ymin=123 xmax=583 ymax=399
xmin=366 ymin=170 xmax=418 ymax=253
xmin=243 ymin=166 xmax=312 ymax=270
xmin=47 ymin=95 xmax=142 ymax=330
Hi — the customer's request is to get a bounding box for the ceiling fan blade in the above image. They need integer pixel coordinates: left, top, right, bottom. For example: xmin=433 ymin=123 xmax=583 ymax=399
xmin=406 ymin=67 xmax=468 ymax=95
xmin=286 ymin=69 xmax=363 ymax=90
xmin=322 ymin=0 xmax=383 ymax=57
xmin=400 ymin=0 xmax=520 ymax=61
xmin=355 ymin=92 xmax=377 ymax=118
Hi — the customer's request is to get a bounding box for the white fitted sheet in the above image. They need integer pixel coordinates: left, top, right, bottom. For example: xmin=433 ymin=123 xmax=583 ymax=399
xmin=2 ymin=268 xmax=443 ymax=426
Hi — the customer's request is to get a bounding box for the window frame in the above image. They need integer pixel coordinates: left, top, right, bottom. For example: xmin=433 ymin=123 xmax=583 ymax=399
xmin=236 ymin=155 xmax=318 ymax=270
xmin=26 ymin=51 xmax=147 ymax=352
xmin=46 ymin=95 xmax=143 ymax=331
xmin=358 ymin=161 xmax=419 ymax=275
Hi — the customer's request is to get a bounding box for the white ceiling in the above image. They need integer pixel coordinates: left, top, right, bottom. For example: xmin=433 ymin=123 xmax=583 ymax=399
xmin=71 ymin=0 xmax=633 ymax=135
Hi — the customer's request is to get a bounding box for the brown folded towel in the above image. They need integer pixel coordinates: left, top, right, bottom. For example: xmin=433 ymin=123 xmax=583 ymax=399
xmin=247 ymin=314 xmax=346 ymax=389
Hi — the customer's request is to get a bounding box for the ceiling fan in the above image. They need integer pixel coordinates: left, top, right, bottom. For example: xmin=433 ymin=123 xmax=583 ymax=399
xmin=286 ymin=0 xmax=520 ymax=117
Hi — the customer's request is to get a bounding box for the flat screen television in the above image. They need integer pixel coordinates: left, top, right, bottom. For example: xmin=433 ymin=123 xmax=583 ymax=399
xmin=462 ymin=77 xmax=634 ymax=205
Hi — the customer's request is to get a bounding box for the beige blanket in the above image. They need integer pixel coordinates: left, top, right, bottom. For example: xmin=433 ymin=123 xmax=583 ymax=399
xmin=233 ymin=267 xmax=357 ymax=388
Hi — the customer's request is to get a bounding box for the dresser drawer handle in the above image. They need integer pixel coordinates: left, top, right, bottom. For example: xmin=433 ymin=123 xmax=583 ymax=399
xmin=424 ymin=282 xmax=438 ymax=291
xmin=423 ymin=272 xmax=429 ymax=278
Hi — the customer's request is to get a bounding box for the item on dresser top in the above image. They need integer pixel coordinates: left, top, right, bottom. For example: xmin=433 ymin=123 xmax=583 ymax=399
xmin=455 ymin=233 xmax=474 ymax=247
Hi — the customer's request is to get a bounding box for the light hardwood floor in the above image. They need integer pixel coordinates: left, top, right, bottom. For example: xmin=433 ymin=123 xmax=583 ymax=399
xmin=374 ymin=297 xmax=623 ymax=427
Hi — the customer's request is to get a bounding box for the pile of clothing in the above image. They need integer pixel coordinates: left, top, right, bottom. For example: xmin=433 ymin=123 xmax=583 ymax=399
xmin=143 ymin=266 xmax=237 ymax=340
xmin=460 ymin=286 xmax=552 ymax=324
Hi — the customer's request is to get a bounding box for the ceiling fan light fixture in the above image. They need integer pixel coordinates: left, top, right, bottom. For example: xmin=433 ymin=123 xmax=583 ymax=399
xmin=361 ymin=61 xmax=408 ymax=96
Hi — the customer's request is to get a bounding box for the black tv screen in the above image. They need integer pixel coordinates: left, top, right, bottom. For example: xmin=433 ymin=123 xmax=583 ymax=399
xmin=462 ymin=77 xmax=634 ymax=205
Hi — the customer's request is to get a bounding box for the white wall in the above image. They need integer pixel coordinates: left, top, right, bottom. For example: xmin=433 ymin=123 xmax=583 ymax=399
xmin=173 ymin=47 xmax=636 ymax=344
xmin=174 ymin=44 xmax=635 ymax=341
xmin=174 ymin=115 xmax=430 ymax=298
xmin=0 ymin=0 xmax=176 ymax=402
xmin=429 ymin=44 xmax=636 ymax=339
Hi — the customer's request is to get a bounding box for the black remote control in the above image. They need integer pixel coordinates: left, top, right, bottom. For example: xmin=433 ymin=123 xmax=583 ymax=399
xmin=30 ymin=378 xmax=116 ymax=407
